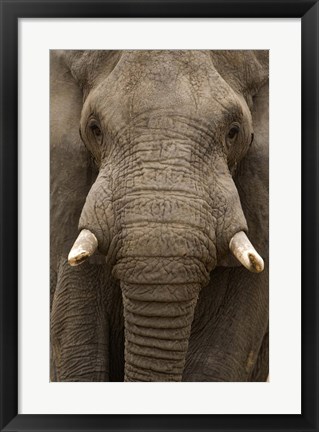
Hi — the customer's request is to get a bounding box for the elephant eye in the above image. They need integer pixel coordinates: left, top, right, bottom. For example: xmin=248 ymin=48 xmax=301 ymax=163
xmin=91 ymin=124 xmax=102 ymax=137
xmin=227 ymin=125 xmax=240 ymax=140
xmin=250 ymin=133 xmax=254 ymax=146
xmin=88 ymin=119 xmax=103 ymax=143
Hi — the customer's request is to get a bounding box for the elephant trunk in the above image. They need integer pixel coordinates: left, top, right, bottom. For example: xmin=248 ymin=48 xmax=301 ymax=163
xmin=112 ymin=213 xmax=214 ymax=381
xmin=121 ymin=281 xmax=199 ymax=381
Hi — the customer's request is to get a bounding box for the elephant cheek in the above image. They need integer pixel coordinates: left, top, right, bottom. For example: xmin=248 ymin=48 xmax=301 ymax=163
xmin=77 ymin=170 xmax=115 ymax=257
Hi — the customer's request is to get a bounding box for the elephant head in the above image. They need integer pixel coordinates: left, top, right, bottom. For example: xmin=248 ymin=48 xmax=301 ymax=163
xmin=51 ymin=50 xmax=268 ymax=382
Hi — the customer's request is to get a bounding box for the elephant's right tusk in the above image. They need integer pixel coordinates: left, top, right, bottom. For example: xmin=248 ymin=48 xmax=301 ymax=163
xmin=68 ymin=229 xmax=98 ymax=266
xmin=229 ymin=231 xmax=264 ymax=273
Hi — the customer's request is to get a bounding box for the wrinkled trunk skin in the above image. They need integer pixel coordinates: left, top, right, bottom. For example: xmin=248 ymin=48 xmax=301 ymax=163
xmin=107 ymin=135 xmax=215 ymax=380
xmin=121 ymin=282 xmax=200 ymax=381
xmin=111 ymin=186 xmax=215 ymax=381
xmin=79 ymin=126 xmax=247 ymax=381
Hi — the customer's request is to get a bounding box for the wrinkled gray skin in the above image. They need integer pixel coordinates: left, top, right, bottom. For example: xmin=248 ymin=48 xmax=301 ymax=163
xmin=51 ymin=50 xmax=268 ymax=382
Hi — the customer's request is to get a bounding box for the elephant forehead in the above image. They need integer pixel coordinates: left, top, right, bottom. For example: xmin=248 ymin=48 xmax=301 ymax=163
xmin=114 ymin=50 xmax=214 ymax=84
xmin=92 ymin=52 xmax=239 ymax=127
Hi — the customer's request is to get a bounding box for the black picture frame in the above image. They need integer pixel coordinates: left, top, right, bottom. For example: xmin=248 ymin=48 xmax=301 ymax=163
xmin=0 ymin=1 xmax=318 ymax=431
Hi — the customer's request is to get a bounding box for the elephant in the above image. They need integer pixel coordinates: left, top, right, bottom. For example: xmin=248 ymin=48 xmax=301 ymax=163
xmin=50 ymin=50 xmax=269 ymax=382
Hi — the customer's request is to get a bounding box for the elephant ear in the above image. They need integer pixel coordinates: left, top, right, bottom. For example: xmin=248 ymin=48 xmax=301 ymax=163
xmin=50 ymin=50 xmax=97 ymax=301
xmin=235 ymin=79 xmax=269 ymax=259
xmin=210 ymin=50 xmax=268 ymax=107
xmin=211 ymin=51 xmax=269 ymax=264
xmin=234 ymin=51 xmax=269 ymax=259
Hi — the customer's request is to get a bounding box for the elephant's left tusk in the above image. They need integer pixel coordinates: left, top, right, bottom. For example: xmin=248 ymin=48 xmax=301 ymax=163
xmin=229 ymin=231 xmax=264 ymax=273
xmin=68 ymin=229 xmax=98 ymax=266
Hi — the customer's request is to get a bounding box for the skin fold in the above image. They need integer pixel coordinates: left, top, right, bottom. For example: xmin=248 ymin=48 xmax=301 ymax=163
xmin=50 ymin=50 xmax=269 ymax=382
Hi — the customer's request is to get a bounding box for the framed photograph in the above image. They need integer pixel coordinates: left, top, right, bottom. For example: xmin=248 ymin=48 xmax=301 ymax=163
xmin=0 ymin=0 xmax=318 ymax=431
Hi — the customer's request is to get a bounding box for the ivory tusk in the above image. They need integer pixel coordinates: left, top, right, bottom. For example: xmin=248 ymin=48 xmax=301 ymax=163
xmin=68 ymin=229 xmax=98 ymax=266
xmin=229 ymin=231 xmax=264 ymax=273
